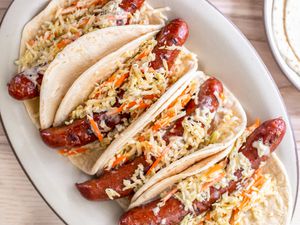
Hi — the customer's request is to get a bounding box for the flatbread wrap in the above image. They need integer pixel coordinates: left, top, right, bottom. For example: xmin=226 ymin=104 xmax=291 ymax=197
xmin=7 ymin=0 xmax=166 ymax=128
xmin=120 ymin=118 xmax=291 ymax=225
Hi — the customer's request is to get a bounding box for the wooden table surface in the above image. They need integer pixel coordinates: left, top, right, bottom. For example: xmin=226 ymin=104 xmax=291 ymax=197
xmin=0 ymin=0 xmax=299 ymax=224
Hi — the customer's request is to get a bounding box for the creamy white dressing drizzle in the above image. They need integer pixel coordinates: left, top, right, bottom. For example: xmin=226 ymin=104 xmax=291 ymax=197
xmin=22 ymin=67 xmax=41 ymax=87
xmin=252 ymin=139 xmax=270 ymax=158
xmin=105 ymin=188 xmax=120 ymax=200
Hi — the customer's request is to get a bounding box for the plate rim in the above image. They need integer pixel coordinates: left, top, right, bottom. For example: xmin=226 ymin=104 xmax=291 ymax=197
xmin=0 ymin=0 xmax=298 ymax=223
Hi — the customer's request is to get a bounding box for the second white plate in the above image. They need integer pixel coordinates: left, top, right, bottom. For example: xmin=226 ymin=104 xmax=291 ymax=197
xmin=264 ymin=0 xmax=300 ymax=90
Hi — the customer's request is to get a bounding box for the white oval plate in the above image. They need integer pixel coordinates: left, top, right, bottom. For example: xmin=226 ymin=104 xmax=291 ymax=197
xmin=0 ymin=0 xmax=298 ymax=224
xmin=264 ymin=0 xmax=300 ymax=90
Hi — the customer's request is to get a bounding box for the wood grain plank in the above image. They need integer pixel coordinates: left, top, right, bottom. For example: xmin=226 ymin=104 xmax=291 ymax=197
xmin=210 ymin=0 xmax=263 ymax=19
xmin=0 ymin=127 xmax=63 ymax=225
xmin=0 ymin=9 xmax=6 ymax=19
xmin=0 ymin=0 xmax=11 ymax=9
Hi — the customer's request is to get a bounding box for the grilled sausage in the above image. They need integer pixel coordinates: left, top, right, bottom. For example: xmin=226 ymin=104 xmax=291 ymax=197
xmin=119 ymin=118 xmax=286 ymax=225
xmin=120 ymin=0 xmax=145 ymax=13
xmin=76 ymin=78 xmax=223 ymax=201
xmin=39 ymin=19 xmax=189 ymax=149
xmin=149 ymin=19 xmax=189 ymax=70
xmin=76 ymin=156 xmax=150 ymax=201
xmin=7 ymin=72 xmax=43 ymax=100
xmin=40 ymin=113 xmax=127 ymax=148
xmin=240 ymin=118 xmax=286 ymax=169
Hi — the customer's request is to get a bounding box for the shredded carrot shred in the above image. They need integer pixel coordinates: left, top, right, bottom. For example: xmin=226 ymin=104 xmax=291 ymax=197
xmin=58 ymin=147 xmax=88 ymax=156
xmin=202 ymin=160 xmax=227 ymax=178
xmin=161 ymin=187 xmax=178 ymax=204
xmin=143 ymin=94 xmax=158 ymax=100
xmin=137 ymin=136 xmax=145 ymax=142
xmin=181 ymin=94 xmax=192 ymax=107
xmin=229 ymin=208 xmax=239 ymax=225
xmin=205 ymin=212 xmax=211 ymax=220
xmin=201 ymin=173 xmax=225 ymax=191
xmin=57 ymin=39 xmax=72 ymax=49
xmin=109 ymin=100 xmax=148 ymax=115
xmin=247 ymin=118 xmax=260 ymax=131
xmin=150 ymin=94 xmax=191 ymax=132
xmin=151 ymin=124 xmax=160 ymax=132
xmin=28 ymin=39 xmax=35 ymax=46
xmin=126 ymin=101 xmax=138 ymax=110
xmin=93 ymin=71 xmax=130 ymax=100
xmin=110 ymin=102 xmax=133 ymax=115
xmin=106 ymin=73 xmax=117 ymax=83
xmin=79 ymin=18 xmax=89 ymax=27
xmin=151 ymin=119 xmax=169 ymax=132
xmin=71 ymin=0 xmax=79 ymax=6
xmin=136 ymin=50 xmax=148 ymax=60
xmin=220 ymin=92 xmax=225 ymax=101
xmin=150 ymin=89 xmax=192 ymax=132
xmin=167 ymin=110 xmax=176 ymax=117
xmin=87 ymin=115 xmax=103 ymax=142
xmin=114 ymin=73 xmax=129 ymax=88
xmin=167 ymin=88 xmax=190 ymax=109
xmin=167 ymin=98 xmax=179 ymax=109
xmin=138 ymin=102 xmax=150 ymax=110
xmin=112 ymin=154 xmax=129 ymax=168
xmin=73 ymin=32 xmax=82 ymax=40
xmin=146 ymin=146 xmax=171 ymax=175
xmin=106 ymin=107 xmax=121 ymax=116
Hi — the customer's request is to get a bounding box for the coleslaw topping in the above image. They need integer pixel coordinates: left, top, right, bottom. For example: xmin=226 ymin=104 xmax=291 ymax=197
xmin=65 ymin=37 xmax=195 ymax=156
xmin=158 ymin=123 xmax=279 ymax=225
xmin=17 ymin=0 xmax=166 ymax=71
xmin=179 ymin=171 xmax=280 ymax=225
xmin=107 ymin=77 xmax=243 ymax=191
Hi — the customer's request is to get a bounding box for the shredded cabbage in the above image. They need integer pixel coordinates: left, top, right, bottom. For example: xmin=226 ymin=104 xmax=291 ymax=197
xmin=17 ymin=0 xmax=165 ymax=71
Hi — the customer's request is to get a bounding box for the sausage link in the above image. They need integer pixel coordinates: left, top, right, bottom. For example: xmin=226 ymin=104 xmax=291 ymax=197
xmin=120 ymin=0 xmax=145 ymax=13
xmin=40 ymin=113 xmax=126 ymax=148
xmin=76 ymin=156 xmax=150 ymax=200
xmin=240 ymin=118 xmax=286 ymax=169
xmin=119 ymin=118 xmax=286 ymax=225
xmin=7 ymin=72 xmax=43 ymax=100
xmin=163 ymin=78 xmax=224 ymax=144
xmin=120 ymin=197 xmax=187 ymax=225
xmin=197 ymin=77 xmax=224 ymax=113
xmin=149 ymin=19 xmax=189 ymax=70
